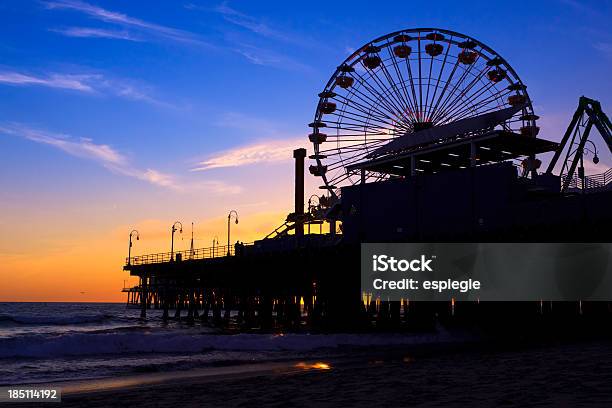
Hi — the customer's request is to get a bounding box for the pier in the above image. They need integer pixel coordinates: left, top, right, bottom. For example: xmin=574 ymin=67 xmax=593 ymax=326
xmin=124 ymin=28 xmax=612 ymax=332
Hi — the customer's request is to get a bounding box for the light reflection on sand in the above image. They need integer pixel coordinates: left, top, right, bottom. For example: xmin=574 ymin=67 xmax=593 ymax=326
xmin=294 ymin=362 xmax=332 ymax=370
xmin=52 ymin=360 xmax=333 ymax=395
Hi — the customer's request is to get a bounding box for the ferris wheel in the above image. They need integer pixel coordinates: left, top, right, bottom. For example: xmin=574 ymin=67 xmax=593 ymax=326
xmin=308 ymin=28 xmax=539 ymax=197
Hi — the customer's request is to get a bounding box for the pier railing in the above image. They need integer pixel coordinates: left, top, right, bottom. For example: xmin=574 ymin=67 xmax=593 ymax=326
xmin=562 ymin=168 xmax=612 ymax=192
xmin=127 ymin=243 xmax=250 ymax=266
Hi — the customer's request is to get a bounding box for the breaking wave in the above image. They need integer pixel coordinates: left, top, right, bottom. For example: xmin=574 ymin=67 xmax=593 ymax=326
xmin=0 ymin=329 xmax=454 ymax=358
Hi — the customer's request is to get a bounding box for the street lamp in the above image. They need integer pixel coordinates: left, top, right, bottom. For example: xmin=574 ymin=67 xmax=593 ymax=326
xmin=227 ymin=210 xmax=239 ymax=256
xmin=128 ymin=229 xmax=139 ymax=265
xmin=585 ymin=140 xmax=600 ymax=164
xmin=573 ymin=140 xmax=600 ymax=189
xmin=171 ymin=221 xmax=183 ymax=261
xmin=212 ymin=236 xmax=219 ymax=258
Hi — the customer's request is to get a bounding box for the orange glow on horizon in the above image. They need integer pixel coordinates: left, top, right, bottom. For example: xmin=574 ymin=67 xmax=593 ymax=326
xmin=0 ymin=210 xmax=291 ymax=302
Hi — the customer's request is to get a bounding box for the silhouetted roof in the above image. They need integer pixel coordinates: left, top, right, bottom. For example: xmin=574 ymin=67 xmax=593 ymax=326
xmin=368 ymin=104 xmax=527 ymax=159
xmin=348 ymin=130 xmax=558 ymax=176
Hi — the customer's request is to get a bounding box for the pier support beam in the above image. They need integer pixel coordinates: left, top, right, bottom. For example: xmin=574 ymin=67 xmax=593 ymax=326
xmin=140 ymin=277 xmax=147 ymax=318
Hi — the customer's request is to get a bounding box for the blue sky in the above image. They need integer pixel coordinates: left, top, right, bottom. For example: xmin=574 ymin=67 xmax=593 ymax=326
xmin=0 ymin=0 xmax=610 ymax=300
xmin=1 ymin=1 xmax=611 ymax=186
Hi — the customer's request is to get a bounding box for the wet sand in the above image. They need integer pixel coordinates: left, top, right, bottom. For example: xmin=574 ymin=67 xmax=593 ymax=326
xmin=21 ymin=341 xmax=612 ymax=407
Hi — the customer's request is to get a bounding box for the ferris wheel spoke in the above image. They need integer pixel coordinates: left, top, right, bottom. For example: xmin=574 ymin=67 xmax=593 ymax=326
xmin=318 ymin=140 xmax=387 ymax=156
xmin=404 ymin=56 xmax=420 ymax=124
xmin=330 ymin=123 xmax=389 ymax=134
xmin=438 ymin=80 xmax=499 ymax=121
xmin=428 ymin=60 xmax=461 ymax=123
xmin=351 ymin=69 xmax=408 ymax=122
xmin=328 ymin=109 xmax=395 ymax=129
xmin=346 ymin=81 xmax=408 ymax=122
xmin=430 ymin=61 xmax=481 ymax=124
xmin=453 ymin=102 xmax=510 ymax=125
xmin=433 ymin=67 xmax=500 ymax=123
xmin=432 ymin=60 xmax=493 ymax=123
xmin=322 ymin=117 xmax=387 ymax=129
xmin=333 ymin=93 xmax=395 ymax=125
xmin=425 ymin=37 xmax=454 ymax=122
xmin=363 ymin=56 xmax=414 ymax=119
xmin=423 ymin=48 xmax=438 ymax=121
xmin=346 ymin=71 xmax=402 ymax=120
xmin=360 ymin=65 xmax=412 ymax=124
xmin=430 ymin=52 xmax=486 ymax=123
xmin=446 ymin=82 xmax=508 ymax=121
xmin=417 ymin=36 xmax=424 ymax=116
xmin=384 ymin=38 xmax=420 ymax=122
xmin=327 ymin=148 xmax=384 ymax=172
xmin=377 ymin=56 xmax=418 ymax=124
xmin=451 ymin=89 xmax=512 ymax=122
xmin=327 ymin=172 xmax=352 ymax=186
xmin=332 ymin=99 xmax=398 ymax=128
xmin=335 ymin=82 xmax=402 ymax=123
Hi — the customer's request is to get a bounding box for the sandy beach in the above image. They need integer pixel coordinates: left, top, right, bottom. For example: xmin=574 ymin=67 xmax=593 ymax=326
xmin=18 ymin=340 xmax=612 ymax=407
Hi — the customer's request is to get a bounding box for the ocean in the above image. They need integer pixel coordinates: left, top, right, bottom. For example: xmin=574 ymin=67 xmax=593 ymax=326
xmin=0 ymin=302 xmax=456 ymax=386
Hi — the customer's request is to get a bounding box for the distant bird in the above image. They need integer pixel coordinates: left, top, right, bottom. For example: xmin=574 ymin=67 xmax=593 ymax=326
xmin=80 ymin=292 xmax=86 ymax=295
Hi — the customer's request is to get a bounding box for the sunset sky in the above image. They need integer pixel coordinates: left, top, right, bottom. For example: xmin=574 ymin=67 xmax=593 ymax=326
xmin=1 ymin=0 xmax=611 ymax=301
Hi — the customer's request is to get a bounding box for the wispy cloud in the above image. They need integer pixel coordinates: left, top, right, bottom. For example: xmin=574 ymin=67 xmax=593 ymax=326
xmin=45 ymin=1 xmax=310 ymax=70
xmin=0 ymin=71 xmax=94 ymax=92
xmin=212 ymin=2 xmax=295 ymax=44
xmin=49 ymin=26 xmax=142 ymax=41
xmin=0 ymin=123 xmax=124 ymax=165
xmin=593 ymin=42 xmax=612 ymax=58
xmin=559 ymin=0 xmax=602 ymax=17
xmin=192 ymin=137 xmax=303 ymax=171
xmin=186 ymin=2 xmax=314 ymax=70
xmin=0 ymin=123 xmax=241 ymax=194
xmin=44 ymin=0 xmax=209 ymax=46
xmin=0 ymin=69 xmax=170 ymax=107
xmin=231 ymin=44 xmax=312 ymax=71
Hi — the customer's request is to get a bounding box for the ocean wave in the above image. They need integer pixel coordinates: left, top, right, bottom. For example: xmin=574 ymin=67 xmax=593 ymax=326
xmin=0 ymin=313 xmax=114 ymax=326
xmin=0 ymin=328 xmax=458 ymax=359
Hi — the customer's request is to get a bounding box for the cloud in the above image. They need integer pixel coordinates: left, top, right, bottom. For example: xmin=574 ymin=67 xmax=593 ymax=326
xmin=213 ymin=2 xmax=294 ymax=44
xmin=43 ymin=0 xmax=209 ymax=46
xmin=0 ymin=71 xmax=94 ymax=92
xmin=50 ymin=27 xmax=142 ymax=41
xmin=593 ymin=42 xmax=612 ymax=58
xmin=45 ymin=1 xmax=310 ymax=71
xmin=192 ymin=137 xmax=304 ymax=171
xmin=185 ymin=2 xmax=313 ymax=70
xmin=0 ymin=123 xmax=240 ymax=193
xmin=0 ymin=69 xmax=169 ymax=106
xmin=559 ymin=0 xmax=602 ymax=17
xmin=0 ymin=124 xmax=124 ymax=165
xmin=583 ymin=159 xmax=610 ymax=175
xmin=230 ymin=44 xmax=312 ymax=71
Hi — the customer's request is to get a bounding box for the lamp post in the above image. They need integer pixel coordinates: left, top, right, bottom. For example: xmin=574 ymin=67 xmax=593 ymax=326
xmin=128 ymin=229 xmax=139 ymax=265
xmin=573 ymin=140 xmax=600 ymax=190
xmin=171 ymin=221 xmax=183 ymax=261
xmin=212 ymin=236 xmax=219 ymax=258
xmin=307 ymin=195 xmax=320 ymax=235
xmin=585 ymin=140 xmax=600 ymax=164
xmin=227 ymin=210 xmax=239 ymax=256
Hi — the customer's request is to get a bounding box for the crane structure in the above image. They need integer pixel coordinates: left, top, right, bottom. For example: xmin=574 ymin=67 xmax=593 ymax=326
xmin=546 ymin=96 xmax=612 ymax=192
